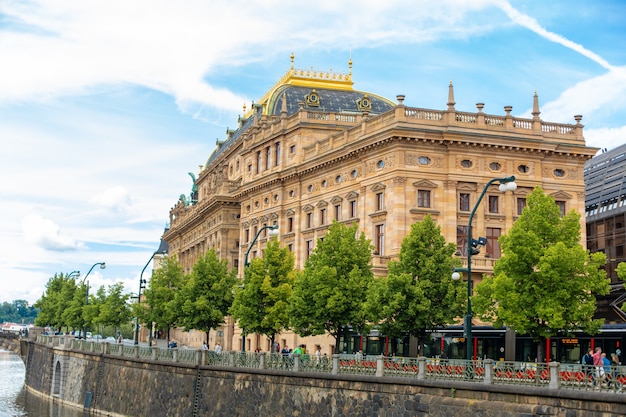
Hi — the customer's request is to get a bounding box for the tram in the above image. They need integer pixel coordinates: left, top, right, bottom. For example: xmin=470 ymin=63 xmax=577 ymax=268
xmin=337 ymin=324 xmax=626 ymax=364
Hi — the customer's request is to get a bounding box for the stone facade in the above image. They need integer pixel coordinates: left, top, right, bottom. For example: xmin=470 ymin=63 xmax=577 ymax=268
xmin=162 ymin=57 xmax=597 ymax=353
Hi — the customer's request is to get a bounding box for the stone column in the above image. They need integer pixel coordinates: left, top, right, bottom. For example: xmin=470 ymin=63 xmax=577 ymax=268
xmin=332 ymin=354 xmax=339 ymax=375
xmin=293 ymin=354 xmax=300 ymax=372
xmin=376 ymin=356 xmax=384 ymax=377
xmin=483 ymin=359 xmax=493 ymax=384
xmin=549 ymin=362 xmax=560 ymax=390
xmin=418 ymin=357 xmax=426 ymax=380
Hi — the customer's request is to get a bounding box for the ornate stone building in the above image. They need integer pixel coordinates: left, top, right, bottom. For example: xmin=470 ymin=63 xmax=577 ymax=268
xmin=162 ymin=55 xmax=597 ymax=353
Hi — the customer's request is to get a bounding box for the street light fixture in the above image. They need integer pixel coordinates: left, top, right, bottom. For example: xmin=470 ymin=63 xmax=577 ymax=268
xmin=134 ymin=251 xmax=163 ymax=346
xmin=240 ymin=224 xmax=279 ymax=352
xmin=80 ymin=262 xmax=106 ymax=339
xmin=452 ymin=176 xmax=516 ymax=362
xmin=67 ymin=271 xmax=80 ymax=279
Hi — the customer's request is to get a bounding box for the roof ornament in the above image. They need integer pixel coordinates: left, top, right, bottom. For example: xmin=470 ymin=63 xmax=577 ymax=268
xmin=447 ymin=80 xmax=455 ymax=111
xmin=305 ymin=89 xmax=321 ymax=107
xmin=356 ymin=94 xmax=372 ymax=112
xmin=532 ymin=90 xmax=541 ymax=119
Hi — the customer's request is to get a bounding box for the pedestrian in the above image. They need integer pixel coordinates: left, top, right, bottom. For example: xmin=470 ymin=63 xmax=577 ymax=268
xmin=202 ymin=342 xmax=208 ymax=350
xmin=593 ymin=347 xmax=603 ymax=387
xmin=117 ymin=334 xmax=123 ymax=344
xmin=215 ymin=342 xmax=222 ymax=353
xmin=355 ymin=349 xmax=363 ymax=361
xmin=602 ymin=353 xmax=611 ymax=386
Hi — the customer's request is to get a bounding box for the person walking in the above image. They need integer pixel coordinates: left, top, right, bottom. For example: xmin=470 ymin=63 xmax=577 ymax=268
xmin=593 ymin=347 xmax=603 ymax=388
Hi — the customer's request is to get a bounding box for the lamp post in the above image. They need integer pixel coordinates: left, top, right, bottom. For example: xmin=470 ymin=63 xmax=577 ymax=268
xmin=452 ymin=176 xmax=516 ymax=361
xmin=67 ymin=271 xmax=80 ymax=279
xmin=81 ymin=262 xmax=106 ymax=339
xmin=134 ymin=251 xmax=159 ymax=346
xmin=241 ymin=224 xmax=279 ymax=352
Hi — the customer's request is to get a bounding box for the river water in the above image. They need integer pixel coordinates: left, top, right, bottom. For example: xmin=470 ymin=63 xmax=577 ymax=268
xmin=0 ymin=349 xmax=85 ymax=417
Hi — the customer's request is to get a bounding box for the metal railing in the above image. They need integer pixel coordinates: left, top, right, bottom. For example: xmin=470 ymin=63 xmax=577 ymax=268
xmin=36 ymin=335 xmax=625 ymax=393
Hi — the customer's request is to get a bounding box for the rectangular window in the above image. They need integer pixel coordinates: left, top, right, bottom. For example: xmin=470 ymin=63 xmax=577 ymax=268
xmin=288 ymin=243 xmax=293 ymax=252
xmin=233 ymin=259 xmax=239 ymax=268
xmin=375 ymin=224 xmax=385 ymax=256
xmin=457 ymin=225 xmax=468 ymax=256
xmin=488 ymin=195 xmax=499 ymax=213
xmin=306 ymin=212 xmax=313 ymax=229
xmin=486 ymin=227 xmax=501 ymax=258
xmin=320 ymin=208 xmax=327 ymax=225
xmin=266 ymin=146 xmax=271 ymax=170
xmin=275 ymin=143 xmax=281 ymax=166
xmin=306 ymin=240 xmax=313 ymax=259
xmin=350 ymin=200 xmax=357 ymax=218
xmin=418 ymin=190 xmax=431 ymax=208
xmin=459 ymin=193 xmax=470 ymax=211
xmin=290 ymin=145 xmax=296 ymax=154
xmin=556 ymin=201 xmax=566 ymax=217
xmin=262 ymin=223 xmax=267 ymax=237
xmin=287 ymin=217 xmax=294 ymax=233
xmin=244 ymin=229 xmax=250 ymax=243
xmin=256 ymin=151 xmax=262 ymax=174
xmin=517 ymin=198 xmax=526 ymax=215
xmin=376 ymin=192 xmax=384 ymax=211
xmin=253 ymin=226 xmax=258 ymax=238
xmin=334 ymin=204 xmax=341 ymax=221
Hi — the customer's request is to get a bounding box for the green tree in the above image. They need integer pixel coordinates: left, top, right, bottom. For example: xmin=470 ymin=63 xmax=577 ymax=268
xmin=366 ymin=215 xmax=464 ymax=355
xmin=137 ymin=256 xmax=184 ymax=343
xmin=473 ymin=187 xmax=610 ymax=361
xmin=35 ymin=273 xmax=78 ymax=332
xmin=230 ymin=238 xmax=295 ymax=351
xmin=176 ymin=249 xmax=237 ymax=344
xmin=61 ymin=281 xmax=89 ymax=333
xmin=96 ymin=282 xmax=131 ymax=333
xmin=289 ymin=221 xmax=373 ymax=352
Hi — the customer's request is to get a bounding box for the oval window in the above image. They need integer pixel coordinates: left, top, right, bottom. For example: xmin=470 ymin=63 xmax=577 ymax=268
xmin=289 ymin=190 xmax=295 ymax=198
xmin=418 ymin=156 xmax=431 ymax=165
xmin=553 ymin=169 xmax=565 ymax=177
xmin=351 ymin=169 xmax=358 ymax=178
xmin=308 ymin=184 xmax=314 ymax=193
xmin=336 ymin=175 xmax=343 ymax=184
xmin=377 ymin=160 xmax=385 ymax=169
xmin=321 ymin=180 xmax=327 ymax=188
xmin=461 ymin=159 xmax=473 ymax=168
xmin=518 ymin=164 xmax=529 ymax=173
xmin=489 ymin=162 xmax=501 ymax=171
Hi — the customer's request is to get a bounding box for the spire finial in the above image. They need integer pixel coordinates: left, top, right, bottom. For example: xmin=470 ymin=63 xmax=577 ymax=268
xmin=447 ymin=80 xmax=456 ymax=111
xmin=290 ymin=52 xmax=295 ymax=70
xmin=532 ymin=90 xmax=541 ymax=118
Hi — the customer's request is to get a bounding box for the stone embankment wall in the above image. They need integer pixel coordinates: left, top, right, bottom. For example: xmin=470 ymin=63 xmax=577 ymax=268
xmin=21 ymin=340 xmax=626 ymax=417
xmin=0 ymin=333 xmax=23 ymax=355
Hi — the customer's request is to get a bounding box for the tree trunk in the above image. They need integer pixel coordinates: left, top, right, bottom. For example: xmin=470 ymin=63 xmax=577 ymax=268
xmin=536 ymin=339 xmax=545 ymax=363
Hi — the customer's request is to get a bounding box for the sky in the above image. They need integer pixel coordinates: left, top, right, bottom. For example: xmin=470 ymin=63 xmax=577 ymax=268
xmin=1 ymin=0 xmax=625 ymax=305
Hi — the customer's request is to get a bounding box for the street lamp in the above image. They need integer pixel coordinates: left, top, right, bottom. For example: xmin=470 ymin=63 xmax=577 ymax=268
xmin=452 ymin=176 xmax=516 ymax=361
xmin=134 ymin=250 xmax=164 ymax=346
xmin=67 ymin=271 xmax=80 ymax=279
xmin=81 ymin=262 xmax=106 ymax=339
xmin=240 ymin=224 xmax=279 ymax=352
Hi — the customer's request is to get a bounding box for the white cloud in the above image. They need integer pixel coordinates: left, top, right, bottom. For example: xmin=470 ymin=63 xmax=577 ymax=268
xmin=585 ymin=126 xmax=626 ymax=152
xmin=22 ymin=214 xmax=86 ymax=251
xmin=89 ymin=186 xmax=132 ymax=212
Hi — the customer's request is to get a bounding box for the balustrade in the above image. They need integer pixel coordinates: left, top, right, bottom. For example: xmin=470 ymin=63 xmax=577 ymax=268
xmin=35 ymin=335 xmax=625 ymax=393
